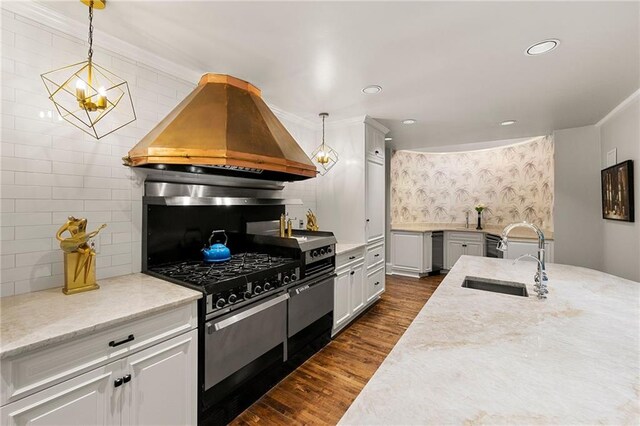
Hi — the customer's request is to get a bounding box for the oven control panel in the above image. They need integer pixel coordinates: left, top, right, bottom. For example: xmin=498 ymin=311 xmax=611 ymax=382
xmin=305 ymin=244 xmax=335 ymax=264
xmin=206 ymin=266 xmax=299 ymax=314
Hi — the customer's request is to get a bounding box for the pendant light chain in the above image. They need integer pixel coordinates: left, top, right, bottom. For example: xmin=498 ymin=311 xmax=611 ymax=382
xmin=322 ymin=113 xmax=326 ymax=149
xmin=87 ymin=1 xmax=94 ymax=64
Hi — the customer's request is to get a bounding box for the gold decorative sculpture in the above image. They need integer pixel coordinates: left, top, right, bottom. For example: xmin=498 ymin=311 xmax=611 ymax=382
xmin=56 ymin=217 xmax=107 ymax=294
xmin=306 ymin=209 xmax=319 ymax=231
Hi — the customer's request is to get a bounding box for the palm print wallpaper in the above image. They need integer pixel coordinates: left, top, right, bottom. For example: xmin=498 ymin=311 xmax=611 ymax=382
xmin=390 ymin=136 xmax=554 ymax=230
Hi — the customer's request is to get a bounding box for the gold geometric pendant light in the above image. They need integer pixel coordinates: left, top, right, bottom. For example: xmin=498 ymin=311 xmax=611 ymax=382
xmin=310 ymin=112 xmax=339 ymax=175
xmin=41 ymin=0 xmax=136 ymax=139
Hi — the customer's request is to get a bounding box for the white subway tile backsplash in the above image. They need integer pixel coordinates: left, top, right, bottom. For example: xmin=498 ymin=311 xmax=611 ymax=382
xmin=14 ymin=172 xmax=83 ymax=188
xmin=1 ymin=227 xmax=14 ymax=240
xmin=1 ymin=212 xmax=51 ymax=226
xmin=1 ymin=184 xmax=51 ymax=199
xmin=0 ymin=264 xmax=51 ymax=284
xmin=1 ymin=156 xmax=51 ymax=173
xmin=2 ymin=238 xmax=51 ymax=254
xmin=1 ymin=254 xmax=15 ymax=269
xmin=52 ymin=162 xmax=111 ymax=177
xmin=15 ymin=249 xmax=61 ymax=267
xmin=14 ymin=224 xmax=59 ymax=240
xmin=15 ymin=200 xmax=84 ymax=213
xmin=52 ymin=187 xmax=111 ymax=200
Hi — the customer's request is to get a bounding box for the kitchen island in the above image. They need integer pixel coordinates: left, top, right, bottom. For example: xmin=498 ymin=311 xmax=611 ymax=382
xmin=339 ymin=256 xmax=640 ymax=425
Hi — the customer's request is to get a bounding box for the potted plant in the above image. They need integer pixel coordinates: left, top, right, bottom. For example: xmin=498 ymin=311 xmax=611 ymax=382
xmin=475 ymin=204 xmax=485 ymax=230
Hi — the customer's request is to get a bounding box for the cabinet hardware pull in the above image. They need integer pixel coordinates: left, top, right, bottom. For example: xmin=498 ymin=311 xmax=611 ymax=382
xmin=114 ymin=378 xmax=123 ymax=388
xmin=348 ymin=256 xmax=356 ymax=260
xmin=350 ymin=271 xmax=355 ymax=275
xmin=374 ymin=281 xmax=380 ymax=286
xmin=366 ymin=219 xmax=370 ymax=222
xmin=109 ymin=334 xmax=134 ymax=347
xmin=375 ymin=150 xmax=380 ymax=155
xmin=123 ymin=374 xmax=131 ymax=384
xmin=374 ymin=254 xmax=380 ymax=257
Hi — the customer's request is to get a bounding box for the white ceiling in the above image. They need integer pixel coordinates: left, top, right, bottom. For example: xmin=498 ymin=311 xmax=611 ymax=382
xmin=37 ymin=1 xmax=639 ymax=150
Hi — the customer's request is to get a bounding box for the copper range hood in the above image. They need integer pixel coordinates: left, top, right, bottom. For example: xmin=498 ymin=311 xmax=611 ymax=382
xmin=124 ymin=74 xmax=317 ymax=181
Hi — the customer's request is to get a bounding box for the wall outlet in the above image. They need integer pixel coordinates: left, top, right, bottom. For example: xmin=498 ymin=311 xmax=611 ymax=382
xmin=91 ymin=235 xmax=101 ymax=254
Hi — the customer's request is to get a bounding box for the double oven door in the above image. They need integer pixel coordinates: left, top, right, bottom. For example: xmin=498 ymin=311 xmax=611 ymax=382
xmin=203 ymin=272 xmax=335 ymax=392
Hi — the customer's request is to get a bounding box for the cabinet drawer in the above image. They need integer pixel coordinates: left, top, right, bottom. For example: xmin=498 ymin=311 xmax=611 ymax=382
xmin=366 ymin=243 xmax=384 ymax=270
xmin=366 ymin=266 xmax=385 ymax=303
xmin=1 ymin=302 xmax=197 ymax=406
xmin=336 ymin=248 xmax=365 ymax=271
xmin=447 ymin=231 xmax=483 ymax=242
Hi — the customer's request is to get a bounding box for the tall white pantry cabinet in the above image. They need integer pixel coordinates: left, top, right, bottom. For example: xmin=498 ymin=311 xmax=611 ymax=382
xmin=316 ymin=116 xmax=389 ymax=334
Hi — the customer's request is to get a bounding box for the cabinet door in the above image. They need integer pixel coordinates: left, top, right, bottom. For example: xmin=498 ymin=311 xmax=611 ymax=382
xmin=350 ymin=263 xmax=365 ymax=314
xmin=465 ymin=242 xmax=484 ymax=257
xmin=446 ymin=241 xmax=465 ymax=269
xmin=365 ymin=158 xmax=385 ymax=243
xmin=124 ymin=329 xmax=197 ymax=426
xmin=391 ymin=232 xmax=423 ymax=271
xmin=333 ymin=269 xmax=352 ymax=329
xmin=366 ymin=267 xmax=385 ymax=304
xmin=1 ymin=360 xmax=121 ymax=426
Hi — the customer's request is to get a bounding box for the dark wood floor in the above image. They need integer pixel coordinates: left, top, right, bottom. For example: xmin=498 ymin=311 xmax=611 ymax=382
xmin=231 ymin=273 xmax=444 ymax=426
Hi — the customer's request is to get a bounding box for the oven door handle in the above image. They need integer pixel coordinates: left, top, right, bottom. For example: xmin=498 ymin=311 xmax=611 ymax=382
xmin=207 ymin=293 xmax=289 ymax=333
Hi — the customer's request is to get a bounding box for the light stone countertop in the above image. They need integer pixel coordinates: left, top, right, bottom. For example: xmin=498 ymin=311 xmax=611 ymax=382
xmin=0 ymin=273 xmax=202 ymax=359
xmin=335 ymin=243 xmax=366 ymax=255
xmin=391 ymin=222 xmax=555 ymax=240
xmin=339 ymin=256 xmax=639 ymax=425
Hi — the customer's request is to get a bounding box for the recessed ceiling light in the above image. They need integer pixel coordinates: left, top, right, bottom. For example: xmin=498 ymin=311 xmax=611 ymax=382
xmin=526 ymin=39 xmax=560 ymax=56
xmin=500 ymin=120 xmax=517 ymax=126
xmin=385 ymin=137 xmax=393 ymax=141
xmin=402 ymin=119 xmax=417 ymax=125
xmin=362 ymin=85 xmax=382 ymax=94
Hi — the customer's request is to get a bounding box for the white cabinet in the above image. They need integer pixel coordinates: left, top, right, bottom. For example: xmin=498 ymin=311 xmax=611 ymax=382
xmin=444 ymin=232 xmax=485 ymax=269
xmin=1 ymin=304 xmax=198 ymax=426
xmin=503 ymin=240 xmax=555 ymax=263
xmin=366 ymin=266 xmax=385 ymax=304
xmin=334 ymin=269 xmax=352 ymax=330
xmin=125 ymin=330 xmax=197 ymax=426
xmin=349 ymin=263 xmax=365 ymax=314
xmin=365 ymin=157 xmax=385 ymax=243
xmin=390 ymin=231 xmax=433 ymax=277
xmin=446 ymin=241 xmax=466 ymax=269
xmin=0 ymin=361 xmax=119 ymax=426
xmin=333 ymin=248 xmax=366 ymax=335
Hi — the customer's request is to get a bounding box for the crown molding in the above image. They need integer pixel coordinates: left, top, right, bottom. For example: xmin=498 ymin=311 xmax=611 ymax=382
xmin=269 ymin=104 xmax=317 ymax=130
xmin=596 ymin=88 xmax=640 ymax=127
xmin=2 ymin=0 xmax=203 ymax=84
xmin=364 ymin=115 xmax=390 ymax=134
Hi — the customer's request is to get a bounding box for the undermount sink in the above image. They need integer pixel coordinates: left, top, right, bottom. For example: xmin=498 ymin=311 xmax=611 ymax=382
xmin=462 ymin=276 xmax=529 ymax=297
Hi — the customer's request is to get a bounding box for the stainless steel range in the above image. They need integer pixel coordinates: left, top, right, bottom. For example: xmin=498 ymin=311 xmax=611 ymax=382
xmin=142 ymin=177 xmax=336 ymax=424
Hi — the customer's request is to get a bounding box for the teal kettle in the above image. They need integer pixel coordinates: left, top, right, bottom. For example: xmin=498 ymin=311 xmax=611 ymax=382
xmin=202 ymin=230 xmax=231 ymax=263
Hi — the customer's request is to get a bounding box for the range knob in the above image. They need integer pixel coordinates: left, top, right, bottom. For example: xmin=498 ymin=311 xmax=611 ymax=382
xmin=243 ymin=291 xmax=252 ymax=300
xmin=228 ymin=294 xmax=238 ymax=304
xmin=311 ymin=250 xmax=318 ymax=258
xmin=290 ymin=273 xmax=297 ymax=281
xmin=264 ymin=282 xmax=273 ymax=291
xmin=254 ymin=285 xmax=262 ymax=295
xmin=320 ymin=248 xmax=326 ymax=255
xmin=327 ymin=247 xmax=332 ymax=253
xmin=215 ymin=298 xmax=226 ymax=308
xmin=283 ymin=275 xmax=290 ymax=284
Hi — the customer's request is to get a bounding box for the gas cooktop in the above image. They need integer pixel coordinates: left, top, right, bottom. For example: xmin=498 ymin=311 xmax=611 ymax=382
xmin=147 ymin=252 xmax=301 ymax=314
